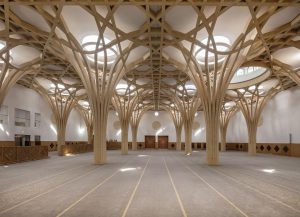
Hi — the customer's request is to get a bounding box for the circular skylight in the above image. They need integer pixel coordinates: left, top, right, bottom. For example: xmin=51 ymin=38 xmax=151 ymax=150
xmin=81 ymin=35 xmax=117 ymax=65
xmin=194 ymin=36 xmax=231 ymax=65
xmin=224 ymin=101 xmax=236 ymax=110
xmin=231 ymin=66 xmax=268 ymax=84
xmin=49 ymin=83 xmax=71 ymax=96
xmin=115 ymin=82 xmax=135 ymax=95
xmin=78 ymin=100 xmax=90 ymax=109
xmin=178 ymin=84 xmax=197 ymax=96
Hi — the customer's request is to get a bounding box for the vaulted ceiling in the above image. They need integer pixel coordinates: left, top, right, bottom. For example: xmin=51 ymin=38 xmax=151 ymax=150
xmin=0 ymin=1 xmax=299 ymax=112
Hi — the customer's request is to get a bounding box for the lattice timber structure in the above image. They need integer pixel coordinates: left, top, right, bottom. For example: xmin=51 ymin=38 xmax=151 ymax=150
xmin=0 ymin=1 xmax=299 ymax=165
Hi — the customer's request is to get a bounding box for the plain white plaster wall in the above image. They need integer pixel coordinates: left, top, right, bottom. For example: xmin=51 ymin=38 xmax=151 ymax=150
xmin=106 ymin=110 xmax=206 ymax=143
xmin=2 ymin=84 xmax=300 ymax=145
xmin=0 ymin=84 xmax=88 ymax=142
xmin=226 ymin=86 xmax=300 ymax=143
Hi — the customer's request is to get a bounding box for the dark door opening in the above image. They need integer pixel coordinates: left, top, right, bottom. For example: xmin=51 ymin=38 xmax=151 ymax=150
xmin=145 ymin=135 xmax=155 ymax=149
xmin=35 ymin=135 xmax=41 ymax=146
xmin=15 ymin=134 xmax=31 ymax=146
xmin=158 ymin=135 xmax=168 ymax=149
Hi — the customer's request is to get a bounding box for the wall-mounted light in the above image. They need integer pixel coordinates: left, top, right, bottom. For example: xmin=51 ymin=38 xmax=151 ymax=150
xmin=194 ymin=128 xmax=203 ymax=136
xmin=50 ymin=124 xmax=57 ymax=135
xmin=156 ymin=127 xmax=165 ymax=136
xmin=154 ymin=111 xmax=159 ymax=116
xmin=116 ymin=129 xmax=121 ymax=136
xmin=194 ymin=112 xmax=198 ymax=117
xmin=0 ymin=123 xmax=4 ymax=132
xmin=78 ymin=127 xmax=84 ymax=134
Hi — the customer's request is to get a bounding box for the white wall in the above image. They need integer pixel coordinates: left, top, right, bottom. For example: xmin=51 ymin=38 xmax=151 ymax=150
xmin=0 ymin=84 xmax=87 ymax=142
xmin=227 ymin=86 xmax=300 ymax=143
xmin=3 ymin=84 xmax=300 ymax=144
xmin=106 ymin=110 xmax=206 ymax=143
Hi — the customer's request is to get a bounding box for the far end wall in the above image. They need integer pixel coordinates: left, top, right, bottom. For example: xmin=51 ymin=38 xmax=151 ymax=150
xmin=1 ymin=84 xmax=300 ymax=147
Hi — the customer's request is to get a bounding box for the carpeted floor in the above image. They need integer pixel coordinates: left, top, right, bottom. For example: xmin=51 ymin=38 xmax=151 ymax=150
xmin=0 ymin=150 xmax=300 ymax=217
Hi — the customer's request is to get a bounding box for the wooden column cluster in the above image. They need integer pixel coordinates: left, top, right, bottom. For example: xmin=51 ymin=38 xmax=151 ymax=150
xmin=112 ymin=88 xmax=141 ymax=155
xmin=33 ymin=78 xmax=83 ymax=155
xmin=233 ymin=82 xmax=280 ymax=155
xmin=168 ymin=107 xmax=183 ymax=151
xmin=174 ymin=5 xmax=262 ymax=165
xmin=130 ymin=103 xmax=151 ymax=151
xmin=173 ymin=90 xmax=201 ymax=155
xmin=219 ymin=103 xmax=238 ymax=152
xmin=77 ymin=104 xmax=94 ymax=145
xmin=59 ymin=8 xmax=147 ymax=164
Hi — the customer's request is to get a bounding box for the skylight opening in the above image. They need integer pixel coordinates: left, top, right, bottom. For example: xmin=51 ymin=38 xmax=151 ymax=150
xmin=81 ymin=35 xmax=117 ymax=65
xmin=115 ymin=83 xmax=135 ymax=95
xmin=194 ymin=36 xmax=231 ymax=65
xmin=79 ymin=100 xmax=90 ymax=109
xmin=177 ymin=84 xmax=196 ymax=96
xmin=231 ymin=66 xmax=268 ymax=84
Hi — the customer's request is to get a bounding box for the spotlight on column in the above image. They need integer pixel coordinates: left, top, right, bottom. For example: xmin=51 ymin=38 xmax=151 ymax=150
xmin=154 ymin=111 xmax=159 ymax=116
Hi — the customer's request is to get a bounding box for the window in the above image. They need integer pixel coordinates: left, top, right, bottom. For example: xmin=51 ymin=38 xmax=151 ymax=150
xmin=0 ymin=105 xmax=8 ymax=125
xmin=34 ymin=113 xmax=41 ymax=128
xmin=15 ymin=108 xmax=30 ymax=127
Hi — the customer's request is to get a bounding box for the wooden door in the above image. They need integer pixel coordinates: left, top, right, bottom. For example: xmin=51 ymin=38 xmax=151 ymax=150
xmin=158 ymin=136 xmax=168 ymax=149
xmin=145 ymin=135 xmax=155 ymax=149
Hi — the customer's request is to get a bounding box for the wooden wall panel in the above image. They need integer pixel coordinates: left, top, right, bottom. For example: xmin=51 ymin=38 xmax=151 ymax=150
xmin=60 ymin=143 xmax=93 ymax=155
xmin=0 ymin=146 xmax=48 ymax=164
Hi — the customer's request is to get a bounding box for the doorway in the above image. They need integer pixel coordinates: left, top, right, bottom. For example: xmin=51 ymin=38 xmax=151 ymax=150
xmin=35 ymin=135 xmax=41 ymax=146
xmin=15 ymin=134 xmax=31 ymax=146
xmin=158 ymin=136 xmax=168 ymax=149
xmin=145 ymin=135 xmax=155 ymax=149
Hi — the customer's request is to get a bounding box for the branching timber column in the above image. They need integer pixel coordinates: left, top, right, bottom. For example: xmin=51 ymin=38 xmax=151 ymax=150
xmin=233 ymin=80 xmax=280 ymax=155
xmin=0 ymin=58 xmax=41 ymax=105
xmin=0 ymin=36 xmax=41 ymax=106
xmin=77 ymin=103 xmax=93 ymax=145
xmin=174 ymin=6 xmax=259 ymax=164
xmin=273 ymin=59 xmax=300 ymax=86
xmin=59 ymin=7 xmax=148 ymax=164
xmin=169 ymin=107 xmax=183 ymax=151
xmin=33 ymin=77 xmax=84 ymax=155
xmin=130 ymin=103 xmax=151 ymax=151
xmin=112 ymin=87 xmax=141 ymax=155
xmin=219 ymin=102 xmax=238 ymax=152
xmin=160 ymin=103 xmax=183 ymax=151
xmin=173 ymin=90 xmax=200 ymax=155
